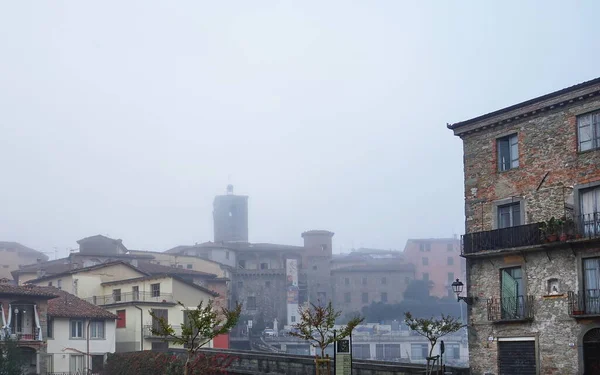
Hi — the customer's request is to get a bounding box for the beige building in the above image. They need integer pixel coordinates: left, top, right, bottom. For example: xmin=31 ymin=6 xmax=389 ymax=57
xmin=128 ymin=249 xmax=230 ymax=278
xmin=0 ymin=242 xmax=48 ymax=280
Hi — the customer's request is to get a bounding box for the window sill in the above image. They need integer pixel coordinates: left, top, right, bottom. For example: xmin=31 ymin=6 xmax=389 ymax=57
xmin=498 ymin=167 xmax=520 ymax=174
xmin=69 ymin=337 xmax=86 ymax=340
xmin=577 ymin=148 xmax=600 ymax=155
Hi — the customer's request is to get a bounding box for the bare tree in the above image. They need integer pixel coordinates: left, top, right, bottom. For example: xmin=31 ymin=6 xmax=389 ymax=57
xmin=404 ymin=312 xmax=463 ymax=375
xmin=150 ymin=300 xmax=242 ymax=375
xmin=290 ymin=301 xmax=364 ymax=359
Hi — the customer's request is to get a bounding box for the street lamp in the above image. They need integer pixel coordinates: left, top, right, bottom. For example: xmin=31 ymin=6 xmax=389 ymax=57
xmin=451 ymin=279 xmax=476 ymax=305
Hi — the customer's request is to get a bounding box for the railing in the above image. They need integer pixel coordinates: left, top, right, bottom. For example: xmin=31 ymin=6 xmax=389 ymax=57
xmin=462 ymin=212 xmax=600 ymax=254
xmin=1 ymin=327 xmax=42 ymax=341
xmin=487 ymin=295 xmax=534 ymax=322
xmin=568 ymin=289 xmax=600 ymax=317
xmin=462 ymin=223 xmax=542 ymax=255
xmin=85 ymin=291 xmax=174 ymax=305
xmin=143 ymin=324 xmax=183 ymax=338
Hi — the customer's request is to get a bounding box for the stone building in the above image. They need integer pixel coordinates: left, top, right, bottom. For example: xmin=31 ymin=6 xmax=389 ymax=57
xmin=213 ymin=184 xmax=249 ymax=243
xmin=449 ymin=77 xmax=600 ymax=374
xmin=403 ymin=238 xmax=466 ymax=298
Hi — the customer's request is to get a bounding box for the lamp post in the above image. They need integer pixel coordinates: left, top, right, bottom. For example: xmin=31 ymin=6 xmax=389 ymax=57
xmin=451 ymin=279 xmax=476 ymax=305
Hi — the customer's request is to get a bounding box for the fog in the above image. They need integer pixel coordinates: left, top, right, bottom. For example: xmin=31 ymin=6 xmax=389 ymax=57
xmin=1 ymin=1 xmax=599 ymax=255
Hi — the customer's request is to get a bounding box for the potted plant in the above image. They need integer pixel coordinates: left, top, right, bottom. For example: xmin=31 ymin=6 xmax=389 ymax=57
xmin=540 ymin=217 xmax=562 ymax=242
xmin=560 ymin=216 xmax=576 ymax=241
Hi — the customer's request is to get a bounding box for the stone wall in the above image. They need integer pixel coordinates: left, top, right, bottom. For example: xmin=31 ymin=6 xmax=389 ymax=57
xmin=197 ymin=348 xmax=469 ymax=375
xmin=461 ymin=97 xmax=600 ymax=234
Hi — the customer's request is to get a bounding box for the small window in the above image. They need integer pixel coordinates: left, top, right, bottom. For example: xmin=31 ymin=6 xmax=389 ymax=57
xmin=151 ymin=283 xmax=160 ymax=298
xmin=446 ymin=343 xmax=460 ymax=360
xmin=186 ymin=264 xmax=193 ymax=269
xmin=90 ymin=321 xmax=105 ymax=339
xmin=498 ymin=202 xmax=521 ymax=229
xmin=447 ymin=243 xmax=453 ymax=252
xmin=247 ymin=296 xmax=257 ymax=310
xmin=70 ymin=320 xmax=84 ymax=338
xmin=112 ymin=289 xmax=122 ymax=302
xmin=344 ymin=278 xmax=350 ymax=286
xmin=116 ymin=310 xmax=126 ymax=328
xmin=362 ymin=277 xmax=367 ymax=285
xmin=260 ymin=263 xmax=269 ymax=270
xmin=381 ymin=292 xmax=388 ymax=303
xmin=381 ymin=277 xmax=387 ymax=285
xmin=423 ymin=273 xmax=429 ymax=281
xmin=422 ymin=257 xmax=429 ymax=266
xmin=238 ymin=260 xmax=246 ymax=269
xmin=362 ymin=292 xmax=368 ymax=303
xmin=447 ymin=257 xmax=454 ymax=266
xmin=291 ymin=315 xmax=296 ymax=323
xmin=47 ymin=318 xmax=54 ymax=338
xmin=344 ymin=292 xmax=351 ymax=303
xmin=70 ymin=355 xmax=84 ymax=373
xmin=578 ymin=111 xmax=600 ymax=151
xmin=497 ymin=134 xmax=519 ymax=171
xmin=265 ymin=281 xmax=271 ymax=288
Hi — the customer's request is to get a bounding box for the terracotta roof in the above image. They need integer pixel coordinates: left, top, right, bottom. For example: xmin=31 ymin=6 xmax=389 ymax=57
xmin=0 ymin=283 xmax=59 ymax=298
xmin=136 ymin=262 xmax=217 ymax=278
xmin=47 ymin=288 xmax=117 ymax=319
xmin=101 ymin=274 xmax=219 ymax=297
xmin=24 ymin=261 xmax=148 ymax=284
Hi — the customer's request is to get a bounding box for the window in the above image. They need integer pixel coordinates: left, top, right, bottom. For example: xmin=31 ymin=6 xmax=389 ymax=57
xmin=57 ymin=279 xmax=62 ymax=290
xmin=411 ymin=343 xmax=428 ymax=360
xmin=116 ymin=310 xmax=126 ymax=328
xmin=237 ymin=281 xmax=243 ymax=289
xmin=290 ymin=315 xmax=296 ymax=323
xmin=90 ymin=321 xmax=105 ymax=339
xmin=446 ymin=343 xmax=460 ymax=360
xmin=265 ymin=281 xmax=271 ymax=288
xmin=362 ymin=277 xmax=367 ymax=285
xmin=580 ymin=187 xmax=600 ymax=235
xmin=344 ymin=292 xmax=351 ymax=303
xmin=48 ymin=281 xmax=52 ymax=287
xmin=70 ymin=320 xmax=84 ymax=338
xmin=578 ymin=111 xmax=600 ymax=151
xmin=45 ymin=355 xmax=53 ymax=373
xmin=247 ymin=296 xmax=257 ymax=310
xmin=238 ymin=260 xmax=246 ymax=269
xmin=422 ymin=273 xmax=429 ymax=281
xmin=583 ymin=257 xmax=600 ymax=314
xmin=362 ymin=292 xmax=368 ymax=303
xmin=447 ymin=243 xmax=454 ymax=252
xmin=448 ymin=272 xmax=455 ymax=284
xmin=419 ymin=242 xmax=431 ymax=252
xmin=497 ymin=134 xmax=519 ymax=171
xmin=447 ymin=257 xmax=454 ymax=266
xmin=186 ymin=264 xmax=193 ymax=269
xmin=177 ymin=264 xmax=183 ymax=268
xmin=381 ymin=292 xmax=388 ymax=303
xmin=112 ymin=289 xmax=121 ymax=302
xmin=422 ymin=257 xmax=429 ymax=266
xmin=344 ymin=277 xmax=350 ymax=286
xmin=92 ymin=355 xmax=105 ymax=373
xmin=132 ymin=286 xmax=139 ymax=300
xmin=501 ymin=267 xmax=524 ymax=319
xmin=381 ymin=277 xmax=387 ymax=285
xmin=70 ymin=355 xmax=84 ymax=373
xmin=260 ymin=262 xmax=269 ymax=270
xmin=498 ymin=202 xmax=521 ymax=229
xmin=151 ymin=283 xmax=160 ymax=297
xmin=226 ymin=251 xmax=230 ymax=260
xmin=312 ymin=265 xmax=318 ymax=270
xmin=47 ymin=318 xmax=54 ymax=338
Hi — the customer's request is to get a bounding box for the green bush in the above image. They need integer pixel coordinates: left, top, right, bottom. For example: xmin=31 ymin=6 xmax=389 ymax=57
xmin=103 ymin=351 xmax=236 ymax=375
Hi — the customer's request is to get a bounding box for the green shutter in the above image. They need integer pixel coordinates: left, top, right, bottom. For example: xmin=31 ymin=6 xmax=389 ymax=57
xmin=501 ymin=270 xmax=518 ymax=319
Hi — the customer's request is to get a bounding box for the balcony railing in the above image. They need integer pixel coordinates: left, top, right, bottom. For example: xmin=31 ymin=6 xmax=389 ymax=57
xmin=85 ymin=291 xmax=174 ymax=305
xmin=143 ymin=325 xmax=183 ymax=338
xmin=462 ymin=213 xmax=600 ymax=254
xmin=568 ymin=289 xmax=600 ymax=317
xmin=487 ymin=295 xmax=534 ymax=322
xmin=0 ymin=327 xmax=42 ymax=341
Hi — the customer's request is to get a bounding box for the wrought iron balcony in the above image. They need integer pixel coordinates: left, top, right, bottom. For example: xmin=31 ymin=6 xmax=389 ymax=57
xmin=568 ymin=289 xmax=600 ymax=317
xmin=462 ymin=213 xmax=600 ymax=255
xmin=487 ymin=295 xmax=535 ymax=322
xmin=85 ymin=291 xmax=174 ymax=305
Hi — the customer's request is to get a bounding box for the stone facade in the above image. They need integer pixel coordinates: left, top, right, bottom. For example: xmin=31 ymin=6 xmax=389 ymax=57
xmin=450 ymin=77 xmax=600 ymax=375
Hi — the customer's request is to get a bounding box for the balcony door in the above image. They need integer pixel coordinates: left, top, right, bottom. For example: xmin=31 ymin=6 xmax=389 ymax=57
xmin=583 ymin=257 xmax=600 ymax=314
xmin=501 ymin=267 xmax=523 ymax=319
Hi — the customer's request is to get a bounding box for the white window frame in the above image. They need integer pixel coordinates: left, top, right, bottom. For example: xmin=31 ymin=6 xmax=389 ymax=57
xmin=70 ymin=320 xmax=84 ymax=339
xmin=90 ymin=320 xmax=105 ymax=339
xmin=70 ymin=354 xmax=84 ymax=373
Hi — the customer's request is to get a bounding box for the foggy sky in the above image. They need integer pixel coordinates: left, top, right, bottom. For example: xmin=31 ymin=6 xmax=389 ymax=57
xmin=1 ymin=1 xmax=599 ymax=258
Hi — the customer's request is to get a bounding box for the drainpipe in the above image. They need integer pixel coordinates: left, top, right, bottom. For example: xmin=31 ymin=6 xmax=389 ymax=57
xmin=87 ymin=320 xmax=91 ymax=373
xmin=134 ymin=305 xmax=143 ymax=351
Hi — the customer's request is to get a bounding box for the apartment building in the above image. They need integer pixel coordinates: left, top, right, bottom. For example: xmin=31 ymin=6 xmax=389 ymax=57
xmin=449 ymin=77 xmax=600 ymax=374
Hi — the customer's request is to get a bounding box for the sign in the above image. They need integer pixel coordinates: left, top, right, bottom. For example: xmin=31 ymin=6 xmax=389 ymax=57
xmin=287 ymin=286 xmax=299 ymax=304
xmin=335 ymin=339 xmax=351 ymax=375
xmin=286 ymin=258 xmax=300 ymax=325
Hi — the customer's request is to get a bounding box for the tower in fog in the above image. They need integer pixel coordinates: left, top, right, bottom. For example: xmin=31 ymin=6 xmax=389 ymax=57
xmin=213 ymin=184 xmax=249 ymax=243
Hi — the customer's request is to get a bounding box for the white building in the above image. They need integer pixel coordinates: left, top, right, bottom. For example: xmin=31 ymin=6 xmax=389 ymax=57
xmin=46 ymin=288 xmax=117 ymax=374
